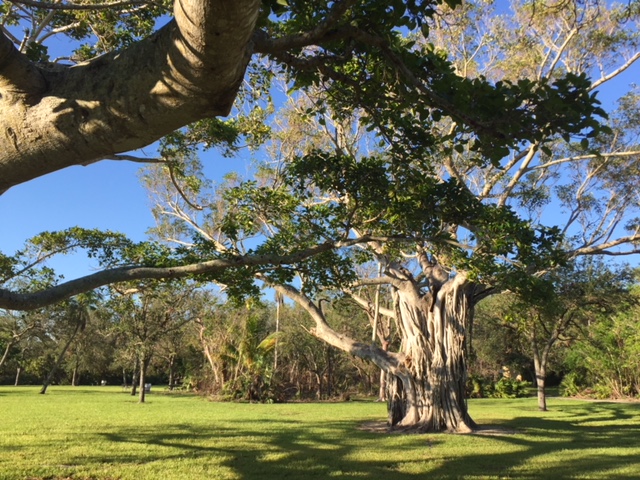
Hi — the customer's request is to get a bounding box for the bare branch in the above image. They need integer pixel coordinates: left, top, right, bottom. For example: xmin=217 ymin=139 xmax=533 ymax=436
xmin=6 ymin=0 xmax=166 ymax=12
xmin=590 ymin=51 xmax=640 ymax=90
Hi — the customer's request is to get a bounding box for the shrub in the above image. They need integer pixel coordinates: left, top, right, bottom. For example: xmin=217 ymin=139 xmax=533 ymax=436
xmin=492 ymin=377 xmax=530 ymax=398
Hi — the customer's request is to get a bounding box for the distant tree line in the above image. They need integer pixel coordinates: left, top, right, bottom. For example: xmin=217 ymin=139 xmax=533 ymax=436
xmin=2 ymin=258 xmax=638 ymax=405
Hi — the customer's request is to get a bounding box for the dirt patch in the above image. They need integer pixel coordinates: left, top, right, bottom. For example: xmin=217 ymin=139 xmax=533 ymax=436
xmin=358 ymin=421 xmax=393 ymax=434
xmin=358 ymin=421 xmax=517 ymax=436
xmin=472 ymin=426 xmax=518 ymax=436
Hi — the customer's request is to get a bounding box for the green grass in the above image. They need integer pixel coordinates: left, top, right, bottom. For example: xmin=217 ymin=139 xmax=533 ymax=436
xmin=0 ymin=386 xmax=639 ymax=479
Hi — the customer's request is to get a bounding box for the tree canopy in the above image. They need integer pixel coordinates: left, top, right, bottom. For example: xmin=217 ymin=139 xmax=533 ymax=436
xmin=2 ymin=0 xmax=632 ymax=310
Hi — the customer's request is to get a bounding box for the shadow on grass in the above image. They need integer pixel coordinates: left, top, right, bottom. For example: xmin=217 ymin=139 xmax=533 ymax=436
xmin=7 ymin=400 xmax=639 ymax=479
xmin=82 ymin=419 xmax=442 ymax=479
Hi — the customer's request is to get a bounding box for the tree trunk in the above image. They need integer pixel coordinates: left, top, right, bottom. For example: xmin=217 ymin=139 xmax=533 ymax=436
xmin=378 ymin=339 xmax=390 ymax=402
xmin=138 ymin=355 xmax=152 ymax=403
xmin=273 ymin=274 xmax=476 ymax=433
xmin=168 ymin=354 xmax=175 ymax=390
xmin=14 ymin=366 xmax=21 ymax=386
xmin=71 ymin=365 xmax=79 ymax=387
xmin=40 ymin=322 xmax=81 ymax=394
xmin=387 ymin=275 xmax=476 ymax=433
xmin=131 ymin=357 xmax=140 ymax=397
xmin=378 ymin=369 xmax=387 ymax=402
xmin=532 ymin=343 xmax=548 ymax=411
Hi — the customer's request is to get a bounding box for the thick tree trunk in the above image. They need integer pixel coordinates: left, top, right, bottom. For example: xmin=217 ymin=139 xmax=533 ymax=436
xmin=273 ymin=274 xmax=476 ymax=433
xmin=387 ymin=275 xmax=476 ymax=433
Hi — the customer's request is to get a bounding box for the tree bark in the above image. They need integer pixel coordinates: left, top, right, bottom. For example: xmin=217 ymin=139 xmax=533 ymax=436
xmin=271 ymin=272 xmax=477 ymax=433
xmin=131 ymin=357 xmax=140 ymax=397
xmin=138 ymin=355 xmax=149 ymax=403
xmin=386 ymin=274 xmax=476 ymax=433
xmin=532 ymin=337 xmax=551 ymax=412
xmin=168 ymin=354 xmax=175 ymax=390
xmin=71 ymin=364 xmax=79 ymax=387
xmin=0 ymin=0 xmax=261 ymax=194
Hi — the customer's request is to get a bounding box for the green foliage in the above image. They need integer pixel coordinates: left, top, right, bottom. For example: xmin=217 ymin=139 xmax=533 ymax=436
xmin=492 ymin=376 xmax=531 ymax=399
xmin=559 ymin=371 xmax=584 ymax=398
xmin=565 ymin=307 xmax=640 ymax=399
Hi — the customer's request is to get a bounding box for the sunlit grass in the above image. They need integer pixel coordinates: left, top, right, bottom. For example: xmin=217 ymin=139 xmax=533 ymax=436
xmin=0 ymin=386 xmax=639 ymax=479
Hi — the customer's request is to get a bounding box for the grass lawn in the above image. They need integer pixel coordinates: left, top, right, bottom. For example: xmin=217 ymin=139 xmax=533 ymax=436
xmin=0 ymin=386 xmax=639 ymax=479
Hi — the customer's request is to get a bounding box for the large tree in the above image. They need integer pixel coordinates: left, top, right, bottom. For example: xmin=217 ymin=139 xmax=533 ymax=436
xmin=0 ymin=0 xmax=612 ymax=311
xmin=139 ymin=0 xmax=639 ymax=433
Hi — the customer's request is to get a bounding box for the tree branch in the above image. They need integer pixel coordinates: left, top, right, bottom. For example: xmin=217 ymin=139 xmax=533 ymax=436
xmin=6 ymin=0 xmax=166 ymax=12
xmin=0 ymin=235 xmax=381 ymax=310
xmin=0 ymin=0 xmax=262 ymax=193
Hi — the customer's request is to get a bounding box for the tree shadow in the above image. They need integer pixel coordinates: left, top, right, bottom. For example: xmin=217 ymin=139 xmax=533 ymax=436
xmin=85 ymin=418 xmax=441 ymax=479
xmin=3 ymin=399 xmax=639 ymax=479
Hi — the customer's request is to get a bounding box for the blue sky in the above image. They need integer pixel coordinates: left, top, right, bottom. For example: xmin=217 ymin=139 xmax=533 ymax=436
xmin=0 ymin=147 xmax=243 ymax=279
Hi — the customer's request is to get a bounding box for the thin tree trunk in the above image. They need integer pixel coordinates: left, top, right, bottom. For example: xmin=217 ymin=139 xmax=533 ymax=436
xmin=40 ymin=322 xmax=81 ymax=394
xmin=138 ymin=359 xmax=147 ymax=403
xmin=378 ymin=339 xmax=390 ymax=402
xmin=131 ymin=357 xmax=140 ymax=397
xmin=138 ymin=355 xmax=151 ymax=403
xmin=532 ymin=341 xmax=548 ymax=411
xmin=71 ymin=363 xmax=79 ymax=387
xmin=0 ymin=339 xmax=14 ymax=369
xmin=14 ymin=367 xmax=21 ymax=386
xmin=168 ymin=354 xmax=175 ymax=390
xmin=378 ymin=369 xmax=387 ymax=402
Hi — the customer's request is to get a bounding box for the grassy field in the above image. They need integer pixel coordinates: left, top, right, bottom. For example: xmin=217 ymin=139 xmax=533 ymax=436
xmin=0 ymin=386 xmax=639 ymax=479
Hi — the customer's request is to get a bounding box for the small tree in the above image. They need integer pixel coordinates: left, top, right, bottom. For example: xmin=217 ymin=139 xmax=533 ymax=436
xmin=107 ymin=281 xmax=200 ymax=402
xmin=475 ymin=258 xmax=634 ymax=410
xmin=40 ymin=293 xmax=97 ymax=394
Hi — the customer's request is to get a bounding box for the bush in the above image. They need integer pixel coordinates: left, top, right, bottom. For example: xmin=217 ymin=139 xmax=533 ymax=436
xmin=492 ymin=377 xmax=530 ymax=398
xmin=560 ymin=371 xmax=585 ymax=397
xmin=466 ymin=374 xmax=493 ymax=398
